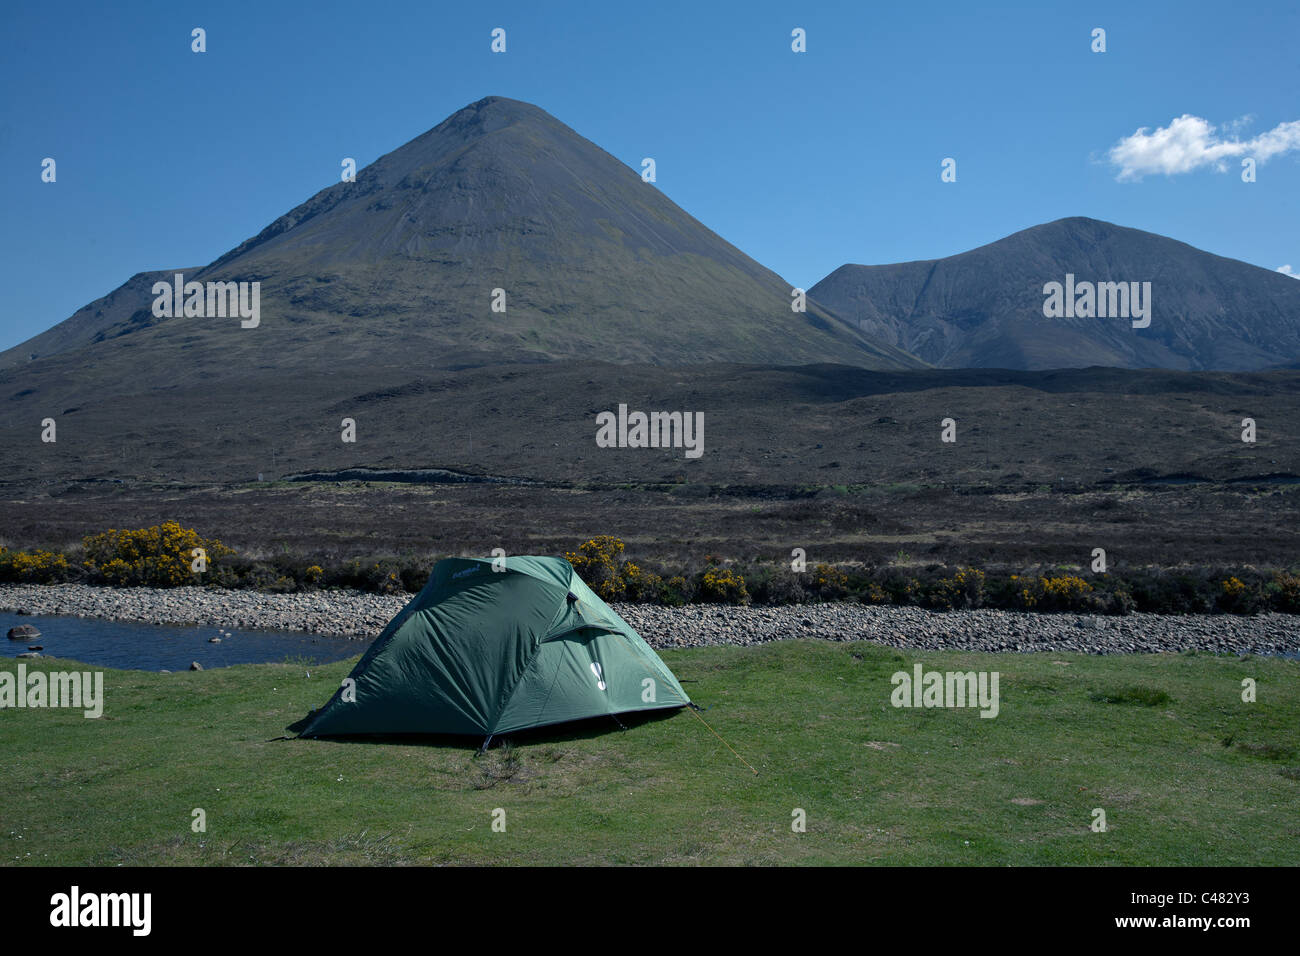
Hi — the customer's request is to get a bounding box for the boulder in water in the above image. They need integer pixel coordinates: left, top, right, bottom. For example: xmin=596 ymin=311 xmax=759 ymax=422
xmin=7 ymin=624 xmax=40 ymax=641
xmin=189 ymin=661 xmax=203 ymax=671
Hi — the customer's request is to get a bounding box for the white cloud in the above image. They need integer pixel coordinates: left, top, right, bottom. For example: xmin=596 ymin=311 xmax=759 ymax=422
xmin=1278 ymin=264 xmax=1299 ymax=278
xmin=1107 ymin=114 xmax=1300 ymax=181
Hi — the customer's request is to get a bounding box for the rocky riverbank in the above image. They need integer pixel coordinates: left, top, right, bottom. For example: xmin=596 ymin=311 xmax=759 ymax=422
xmin=614 ymin=603 xmax=1300 ymax=656
xmin=1 ymin=583 xmax=1297 ymax=656
xmin=0 ymin=584 xmax=407 ymax=639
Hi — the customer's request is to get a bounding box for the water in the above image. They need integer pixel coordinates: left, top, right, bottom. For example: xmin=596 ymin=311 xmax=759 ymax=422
xmin=1 ymin=612 xmax=364 ymax=671
xmin=282 ymin=466 xmax=537 ymax=486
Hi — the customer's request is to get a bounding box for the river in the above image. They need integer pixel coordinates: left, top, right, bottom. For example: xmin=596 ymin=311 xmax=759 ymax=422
xmin=1 ymin=611 xmax=363 ymax=671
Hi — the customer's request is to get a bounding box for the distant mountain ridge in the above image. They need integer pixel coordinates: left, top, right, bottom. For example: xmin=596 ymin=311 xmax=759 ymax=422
xmin=810 ymin=217 xmax=1300 ymax=371
xmin=7 ymin=106 xmax=1298 ymax=382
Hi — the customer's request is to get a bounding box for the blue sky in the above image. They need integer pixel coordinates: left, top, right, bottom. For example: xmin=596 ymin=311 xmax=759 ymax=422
xmin=3 ymin=0 xmax=1298 ymax=351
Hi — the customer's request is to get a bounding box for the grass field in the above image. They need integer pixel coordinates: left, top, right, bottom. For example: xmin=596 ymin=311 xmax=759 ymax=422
xmin=3 ymin=641 xmax=1298 ymax=866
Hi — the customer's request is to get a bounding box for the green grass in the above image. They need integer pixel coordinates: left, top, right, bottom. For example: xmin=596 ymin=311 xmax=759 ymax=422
xmin=1087 ymin=686 xmax=1172 ymax=706
xmin=3 ymin=642 xmax=1298 ymax=865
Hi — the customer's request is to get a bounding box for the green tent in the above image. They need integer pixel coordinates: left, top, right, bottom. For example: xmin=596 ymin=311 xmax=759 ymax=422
xmin=299 ymin=555 xmax=689 ymax=746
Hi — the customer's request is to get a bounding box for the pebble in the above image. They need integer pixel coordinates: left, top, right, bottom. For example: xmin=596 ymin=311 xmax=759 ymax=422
xmin=611 ymin=603 xmax=1300 ymax=657
xmin=0 ymin=584 xmax=1296 ymax=657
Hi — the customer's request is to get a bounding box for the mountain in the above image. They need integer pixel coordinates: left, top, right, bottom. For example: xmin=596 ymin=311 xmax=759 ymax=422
xmin=0 ymin=96 xmax=920 ymax=376
xmin=809 ymin=217 xmax=1300 ymax=371
xmin=0 ymin=267 xmax=198 ymax=367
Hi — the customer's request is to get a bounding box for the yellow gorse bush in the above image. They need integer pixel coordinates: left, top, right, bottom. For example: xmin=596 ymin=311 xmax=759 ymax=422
xmin=933 ymin=566 xmax=986 ymax=609
xmin=0 ymin=547 xmax=71 ymax=583
xmin=564 ymin=535 xmax=627 ymax=600
xmin=1041 ymin=574 xmax=1091 ymax=599
xmin=82 ymin=521 xmax=235 ymax=587
xmin=620 ymin=560 xmax=664 ymax=601
xmin=1012 ymin=573 xmax=1092 ymax=610
xmin=811 ymin=563 xmax=849 ymax=597
xmin=1221 ymin=577 xmax=1247 ymax=598
xmin=700 ymin=566 xmax=750 ymax=604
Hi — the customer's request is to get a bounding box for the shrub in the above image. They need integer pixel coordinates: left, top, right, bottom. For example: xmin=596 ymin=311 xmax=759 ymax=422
xmin=564 ymin=536 xmax=627 ymax=601
xmin=564 ymin=537 xmax=673 ymax=603
xmin=748 ymin=567 xmax=806 ymax=605
xmin=698 ymin=566 xmax=750 ymax=604
xmin=1039 ymin=574 xmax=1093 ymax=611
xmin=1127 ymin=569 xmax=1211 ymax=614
xmin=1012 ymin=573 xmax=1094 ymax=612
xmin=1267 ymin=571 xmax=1300 ymax=613
xmin=861 ymin=581 xmax=888 ymax=604
xmin=1217 ymin=576 xmax=1257 ymax=615
xmin=328 ymin=558 xmax=389 ymax=593
xmin=877 ymin=570 xmax=920 ymax=606
xmin=353 ymin=559 xmax=407 ymax=595
xmin=1102 ymin=587 xmax=1136 ymax=616
xmin=228 ymin=561 xmax=278 ymax=591
xmin=807 ymin=563 xmax=850 ymax=601
xmin=620 ymin=561 xmax=664 ymax=602
xmin=0 ymin=547 xmax=74 ymax=584
xmin=397 ymin=557 xmax=434 ymax=592
xmin=661 ymin=575 xmax=694 ymax=606
xmin=928 ymin=566 xmax=986 ymax=610
xmin=81 ymin=522 xmax=235 ymax=587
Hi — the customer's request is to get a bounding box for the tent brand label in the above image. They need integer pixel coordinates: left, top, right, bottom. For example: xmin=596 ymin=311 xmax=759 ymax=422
xmin=1042 ymin=274 xmax=1152 ymax=328
xmin=890 ymin=664 xmax=999 ymax=718
xmin=49 ymin=886 xmax=151 ymax=936
xmin=151 ymin=272 xmax=260 ymax=328
xmin=452 ymin=566 xmax=481 ymax=579
xmin=0 ymin=665 xmax=103 ymax=718
xmin=594 ymin=404 xmax=704 ymax=459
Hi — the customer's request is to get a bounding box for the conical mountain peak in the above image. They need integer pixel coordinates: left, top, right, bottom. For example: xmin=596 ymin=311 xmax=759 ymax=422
xmin=431 ymin=95 xmax=556 ymax=136
xmin=2 ymin=97 xmax=922 ymax=375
